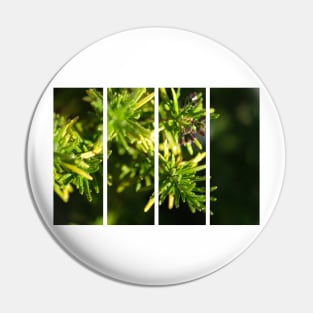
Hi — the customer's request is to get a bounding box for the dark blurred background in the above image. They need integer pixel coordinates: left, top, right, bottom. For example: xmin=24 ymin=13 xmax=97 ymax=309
xmin=210 ymin=88 xmax=259 ymax=225
xmin=107 ymin=149 xmax=154 ymax=225
xmin=159 ymin=88 xmax=206 ymax=225
xmin=54 ymin=88 xmax=103 ymax=225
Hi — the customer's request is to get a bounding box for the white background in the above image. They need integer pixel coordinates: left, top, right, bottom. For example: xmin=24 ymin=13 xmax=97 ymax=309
xmin=0 ymin=0 xmax=312 ymax=312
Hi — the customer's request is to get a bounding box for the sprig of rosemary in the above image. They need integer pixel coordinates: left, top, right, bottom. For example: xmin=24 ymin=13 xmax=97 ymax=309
xmin=54 ymin=89 xmax=103 ymax=203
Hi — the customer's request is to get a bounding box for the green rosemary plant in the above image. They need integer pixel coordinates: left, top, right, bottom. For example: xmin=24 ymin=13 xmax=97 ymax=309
xmin=54 ymin=89 xmax=103 ymax=203
xmin=158 ymin=88 xmax=207 ymax=214
xmin=107 ymin=88 xmax=155 ymax=214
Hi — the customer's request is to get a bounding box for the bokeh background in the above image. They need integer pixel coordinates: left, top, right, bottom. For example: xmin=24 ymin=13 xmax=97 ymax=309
xmin=107 ymin=163 xmax=154 ymax=225
xmin=210 ymin=88 xmax=259 ymax=225
xmin=54 ymin=88 xmax=103 ymax=225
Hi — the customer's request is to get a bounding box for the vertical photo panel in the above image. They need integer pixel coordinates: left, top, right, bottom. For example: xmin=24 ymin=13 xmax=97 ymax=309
xmin=53 ymin=88 xmax=103 ymax=225
xmin=107 ymin=88 xmax=155 ymax=225
xmin=159 ymin=88 xmax=206 ymax=225
xmin=210 ymin=88 xmax=260 ymax=225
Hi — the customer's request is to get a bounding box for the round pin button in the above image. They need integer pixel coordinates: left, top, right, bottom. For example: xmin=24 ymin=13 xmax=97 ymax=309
xmin=27 ymin=28 xmax=285 ymax=285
